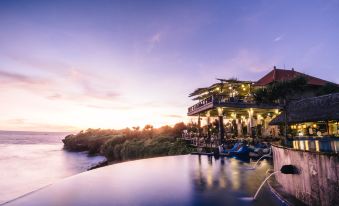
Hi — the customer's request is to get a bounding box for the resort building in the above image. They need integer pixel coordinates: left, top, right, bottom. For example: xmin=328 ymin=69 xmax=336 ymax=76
xmin=270 ymin=93 xmax=339 ymax=136
xmin=186 ymin=66 xmax=338 ymax=145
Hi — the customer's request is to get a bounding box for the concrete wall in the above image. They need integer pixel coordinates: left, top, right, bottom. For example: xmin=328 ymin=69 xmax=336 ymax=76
xmin=272 ymin=145 xmax=339 ymax=206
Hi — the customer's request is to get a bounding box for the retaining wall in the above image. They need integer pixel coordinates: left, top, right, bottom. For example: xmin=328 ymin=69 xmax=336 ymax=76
xmin=272 ymin=145 xmax=339 ymax=206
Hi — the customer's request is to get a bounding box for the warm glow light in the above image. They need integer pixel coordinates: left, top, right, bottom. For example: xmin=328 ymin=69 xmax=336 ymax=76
xmin=293 ymin=141 xmax=299 ymax=149
xmin=248 ymin=108 xmax=253 ymax=116
xmin=217 ymin=107 xmax=223 ymax=116
xmin=315 ymin=140 xmax=320 ymax=152
xmin=300 ymin=141 xmax=305 ymax=150
xmin=305 ymin=141 xmax=309 ymax=151
xmin=207 ymin=165 xmax=213 ymax=189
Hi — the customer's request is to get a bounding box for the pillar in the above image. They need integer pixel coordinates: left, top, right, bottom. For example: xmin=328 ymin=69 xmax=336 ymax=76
xmin=206 ymin=111 xmax=211 ymax=139
xmin=217 ymin=108 xmax=224 ymax=144
xmin=247 ymin=109 xmax=254 ymax=137
xmin=197 ymin=113 xmax=201 ymax=135
xmin=236 ymin=118 xmax=242 ymax=137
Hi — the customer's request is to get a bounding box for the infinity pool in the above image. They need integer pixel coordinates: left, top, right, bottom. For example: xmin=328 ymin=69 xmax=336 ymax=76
xmin=287 ymin=137 xmax=339 ymax=153
xmin=5 ymin=155 xmax=281 ymax=206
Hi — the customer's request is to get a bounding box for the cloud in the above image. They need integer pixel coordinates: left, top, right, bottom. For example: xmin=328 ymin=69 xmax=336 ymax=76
xmin=0 ymin=70 xmax=44 ymax=84
xmin=147 ymin=32 xmax=162 ymax=52
xmin=163 ymin=114 xmax=184 ymax=118
xmin=274 ymin=34 xmax=285 ymax=42
xmin=83 ymin=104 xmax=131 ymax=110
xmin=47 ymin=93 xmax=62 ymax=100
xmin=150 ymin=32 xmax=161 ymax=44
xmin=222 ymin=49 xmax=277 ymax=74
xmin=67 ymin=68 xmax=121 ymax=101
xmin=0 ymin=66 xmax=121 ymax=103
xmin=6 ymin=118 xmax=26 ymax=124
xmin=6 ymin=53 xmax=70 ymax=73
xmin=2 ymin=118 xmax=78 ymax=132
xmin=2 ymin=53 xmax=122 ymax=102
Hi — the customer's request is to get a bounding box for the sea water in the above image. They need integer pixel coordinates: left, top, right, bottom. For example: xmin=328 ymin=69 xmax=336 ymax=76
xmin=0 ymin=131 xmax=106 ymax=204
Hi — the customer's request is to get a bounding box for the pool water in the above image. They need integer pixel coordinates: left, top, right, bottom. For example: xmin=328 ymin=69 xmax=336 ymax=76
xmin=287 ymin=137 xmax=339 ymax=153
xmin=5 ymin=155 xmax=282 ymax=206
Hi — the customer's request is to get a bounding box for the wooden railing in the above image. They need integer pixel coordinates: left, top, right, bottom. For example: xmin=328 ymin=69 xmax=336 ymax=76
xmin=188 ymin=96 xmax=213 ymax=113
xmin=187 ymin=95 xmax=256 ymax=114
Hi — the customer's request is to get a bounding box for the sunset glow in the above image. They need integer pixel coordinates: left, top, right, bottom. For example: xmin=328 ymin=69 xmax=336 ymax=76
xmin=1 ymin=0 xmax=338 ymax=131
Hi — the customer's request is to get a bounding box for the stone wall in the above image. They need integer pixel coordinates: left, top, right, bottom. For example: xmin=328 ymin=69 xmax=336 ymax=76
xmin=272 ymin=145 xmax=339 ymax=206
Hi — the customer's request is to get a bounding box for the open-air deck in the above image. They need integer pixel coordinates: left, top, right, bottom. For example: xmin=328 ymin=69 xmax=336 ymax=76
xmin=187 ymin=95 xmax=280 ymax=116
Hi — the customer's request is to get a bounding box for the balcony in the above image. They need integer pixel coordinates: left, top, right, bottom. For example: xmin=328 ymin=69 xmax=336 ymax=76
xmin=187 ymin=95 xmax=279 ymax=116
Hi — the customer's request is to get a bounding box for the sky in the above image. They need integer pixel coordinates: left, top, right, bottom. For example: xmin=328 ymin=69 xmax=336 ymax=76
xmin=0 ymin=0 xmax=338 ymax=132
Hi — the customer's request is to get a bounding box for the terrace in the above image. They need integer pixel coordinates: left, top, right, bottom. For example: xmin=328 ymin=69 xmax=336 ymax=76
xmin=187 ymin=94 xmax=279 ymax=116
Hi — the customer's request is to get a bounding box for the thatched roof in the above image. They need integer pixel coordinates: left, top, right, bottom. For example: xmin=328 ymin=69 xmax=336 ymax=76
xmin=270 ymin=93 xmax=339 ymax=125
xmin=189 ymin=79 xmax=252 ymax=99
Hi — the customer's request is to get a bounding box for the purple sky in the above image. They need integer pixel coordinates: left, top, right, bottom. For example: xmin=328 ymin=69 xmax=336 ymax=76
xmin=0 ymin=0 xmax=338 ymax=131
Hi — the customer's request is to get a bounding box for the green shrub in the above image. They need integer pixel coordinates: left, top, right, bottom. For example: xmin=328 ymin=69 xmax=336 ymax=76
xmin=62 ymin=123 xmax=191 ymax=162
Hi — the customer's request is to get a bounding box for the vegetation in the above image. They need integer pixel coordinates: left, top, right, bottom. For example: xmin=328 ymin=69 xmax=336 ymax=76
xmin=254 ymin=76 xmax=339 ymax=104
xmin=253 ymin=76 xmax=308 ymax=104
xmin=316 ymin=83 xmax=339 ymax=96
xmin=62 ymin=122 xmax=193 ymax=163
xmin=253 ymin=76 xmax=308 ymax=139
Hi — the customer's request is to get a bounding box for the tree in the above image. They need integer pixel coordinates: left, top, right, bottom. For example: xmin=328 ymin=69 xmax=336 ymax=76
xmin=316 ymin=83 xmax=339 ymax=96
xmin=132 ymin=126 xmax=140 ymax=131
xmin=253 ymin=76 xmax=308 ymax=140
xmin=143 ymin=124 xmax=154 ymax=138
xmin=172 ymin=122 xmax=187 ymax=137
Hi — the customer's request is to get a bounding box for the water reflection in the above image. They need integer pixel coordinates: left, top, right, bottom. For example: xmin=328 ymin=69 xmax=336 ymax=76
xmin=190 ymin=155 xmax=278 ymax=206
xmin=289 ymin=137 xmax=339 ymax=153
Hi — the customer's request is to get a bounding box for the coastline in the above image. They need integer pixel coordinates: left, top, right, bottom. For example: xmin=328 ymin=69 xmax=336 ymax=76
xmin=87 ymin=160 xmax=109 ymax=170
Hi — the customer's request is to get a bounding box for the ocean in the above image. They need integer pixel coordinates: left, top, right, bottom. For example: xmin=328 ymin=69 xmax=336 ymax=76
xmin=0 ymin=131 xmax=106 ymax=204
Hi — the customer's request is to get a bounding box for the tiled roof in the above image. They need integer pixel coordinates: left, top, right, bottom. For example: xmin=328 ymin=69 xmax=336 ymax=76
xmin=255 ymin=68 xmax=331 ymax=86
